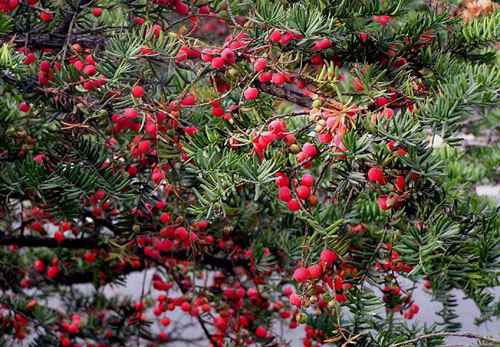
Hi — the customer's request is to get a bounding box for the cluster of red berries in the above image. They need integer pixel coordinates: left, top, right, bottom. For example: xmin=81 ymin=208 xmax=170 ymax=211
xmin=367 ymin=166 xmax=412 ymax=211
xmin=0 ymin=307 xmax=29 ymax=340
xmin=276 ymin=172 xmax=316 ymax=212
xmin=69 ymin=51 xmax=108 ymax=91
xmin=251 ymin=119 xmax=294 ymax=159
xmin=34 ymin=257 xmax=60 ymax=279
xmin=152 ymin=0 xmax=190 ymax=15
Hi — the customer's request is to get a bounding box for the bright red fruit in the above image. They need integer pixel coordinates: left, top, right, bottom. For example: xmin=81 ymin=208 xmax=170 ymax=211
xmin=181 ymin=94 xmax=196 ymax=106
xmin=271 ymin=73 xmax=286 ymax=86
xmin=18 ymin=102 xmax=30 ymax=112
xmin=367 ymin=167 xmax=386 ymax=185
xmin=313 ymin=38 xmax=331 ymax=50
xmin=320 ymin=249 xmax=337 ymax=265
xmin=259 ymin=71 xmax=272 ymax=83
xmin=269 ymin=30 xmax=282 ymax=42
xmin=302 ymin=143 xmax=317 ymax=158
xmin=255 ymin=326 xmax=268 ymax=338
xmin=296 ymin=185 xmax=310 ymax=200
xmin=394 ymin=176 xmax=405 ymax=192
xmin=301 ymin=173 xmax=314 ymax=187
xmin=211 ymin=57 xmax=225 ymax=69
xmin=131 ymin=85 xmax=145 ymax=98
xmin=47 ymin=265 xmax=60 ymax=279
xmin=34 ymin=259 xmax=45 ymax=273
xmin=275 ymin=174 xmax=289 ymax=187
xmin=92 ymin=7 xmax=103 ymax=17
xmin=278 ymin=187 xmax=292 ymax=202
xmin=287 ymin=199 xmax=300 ymax=212
xmin=83 ymin=64 xmax=97 ymax=76
xmin=377 ymin=196 xmax=390 ymax=210
xmin=244 ymin=87 xmax=259 ymax=100
xmin=307 ymin=264 xmax=322 ymax=279
xmin=221 ymin=48 xmax=235 ymax=63
xmin=373 ymin=15 xmax=391 ymax=26
xmin=39 ymin=10 xmax=53 ymax=22
xmin=254 ymin=58 xmax=267 ymax=72
xmin=289 ymin=293 xmax=302 ymax=307
xmin=39 ymin=60 xmax=50 ymax=73
xmin=159 ymin=212 xmax=171 ymax=224
xmin=293 ymin=267 xmax=309 ymax=283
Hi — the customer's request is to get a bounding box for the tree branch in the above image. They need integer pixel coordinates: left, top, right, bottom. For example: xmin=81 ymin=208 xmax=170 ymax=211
xmin=390 ymin=331 xmax=500 ymax=347
xmin=0 ymin=233 xmax=99 ymax=249
xmin=255 ymin=81 xmax=312 ymax=108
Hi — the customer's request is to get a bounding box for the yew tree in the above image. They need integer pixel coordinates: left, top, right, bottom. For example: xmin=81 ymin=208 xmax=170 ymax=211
xmin=0 ymin=0 xmax=499 ymax=346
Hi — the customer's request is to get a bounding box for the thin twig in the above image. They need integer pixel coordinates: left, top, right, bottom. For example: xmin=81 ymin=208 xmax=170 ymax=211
xmin=390 ymin=332 xmax=500 ymax=347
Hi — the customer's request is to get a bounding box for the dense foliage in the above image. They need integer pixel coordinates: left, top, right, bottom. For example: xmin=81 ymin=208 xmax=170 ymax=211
xmin=0 ymin=0 xmax=499 ymax=346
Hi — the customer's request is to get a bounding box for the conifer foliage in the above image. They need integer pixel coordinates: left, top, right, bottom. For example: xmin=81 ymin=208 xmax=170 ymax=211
xmin=0 ymin=0 xmax=499 ymax=346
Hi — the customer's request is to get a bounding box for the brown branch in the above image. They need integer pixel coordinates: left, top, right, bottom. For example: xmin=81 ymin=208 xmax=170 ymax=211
xmin=0 ymin=233 xmax=99 ymax=249
xmin=0 ymin=233 xmax=245 ymax=271
xmin=390 ymin=331 xmax=500 ymax=347
xmin=255 ymin=80 xmax=312 ymax=108
xmin=4 ymin=32 xmax=106 ymax=49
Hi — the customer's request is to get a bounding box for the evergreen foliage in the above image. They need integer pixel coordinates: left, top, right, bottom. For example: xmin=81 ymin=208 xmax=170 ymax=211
xmin=0 ymin=0 xmax=498 ymax=346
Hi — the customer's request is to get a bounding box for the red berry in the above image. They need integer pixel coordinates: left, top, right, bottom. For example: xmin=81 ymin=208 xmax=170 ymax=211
xmin=383 ymin=108 xmax=394 ymax=119
xmin=319 ymin=132 xmax=333 ymax=144
xmin=269 ymin=30 xmax=282 ymax=42
xmin=373 ymin=15 xmax=391 ymax=26
xmin=47 ymin=265 xmax=60 ymax=279
xmin=278 ymin=187 xmax=292 ymax=202
xmin=293 ymin=267 xmax=309 ymax=283
xmin=211 ymin=106 xmax=224 ymax=117
xmin=83 ymin=64 xmax=97 ymax=76
xmin=181 ymin=94 xmax=196 ymax=106
xmin=211 ymin=57 xmax=225 ymax=69
xmin=134 ymin=17 xmax=145 ymax=25
xmin=138 ymin=140 xmax=150 ymax=154
xmin=296 ymin=185 xmax=310 ymax=200
xmin=34 ymin=259 xmax=45 ymax=273
xmin=375 ymin=96 xmax=389 ymax=107
xmin=54 ymin=231 xmax=65 ymax=243
xmin=289 ymin=293 xmax=302 ymax=307
xmin=275 ymin=175 xmax=289 ymax=187
xmin=221 ymin=48 xmax=235 ymax=64
xmin=287 ymin=199 xmax=300 ymax=212
xmin=18 ymin=102 xmax=30 ymax=112
xmin=301 ymin=174 xmax=314 ymax=187
xmin=394 ymin=176 xmax=405 ymax=192
xmin=359 ymin=32 xmax=369 ymax=42
xmin=83 ymin=250 xmax=96 ymax=263
xmin=313 ymin=38 xmax=331 ymax=50
xmin=175 ymin=227 xmax=188 ymax=240
xmin=253 ymin=58 xmax=267 ymax=72
xmin=258 ymin=71 xmax=273 ymax=83
xmin=160 ymin=212 xmax=171 ymax=224
xmin=367 ymin=167 xmax=386 ymax=185
xmin=39 ymin=60 xmax=50 ymax=73
xmin=320 ymin=249 xmax=337 ymax=265
xmin=39 ymin=10 xmax=53 ymax=22
xmin=244 ymin=87 xmax=259 ymax=100
xmin=175 ymin=1 xmax=189 ymax=15
xmin=255 ymin=326 xmax=268 ymax=338
xmin=92 ymin=7 xmax=103 ymax=17
xmin=335 ymin=293 xmax=347 ymax=302
xmin=307 ymin=263 xmax=322 ymax=279
xmin=377 ymin=196 xmax=390 ymax=210
xmin=302 ymin=143 xmax=317 ymax=158
xmin=131 ymin=85 xmax=145 ymax=98
xmin=271 ymin=72 xmax=286 ymax=86
xmin=23 ymin=52 xmax=36 ymax=65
